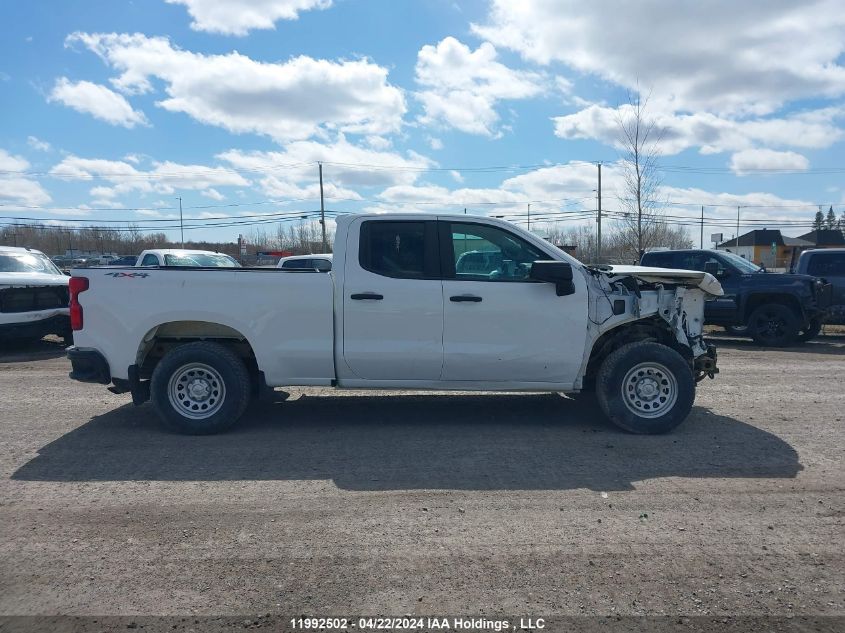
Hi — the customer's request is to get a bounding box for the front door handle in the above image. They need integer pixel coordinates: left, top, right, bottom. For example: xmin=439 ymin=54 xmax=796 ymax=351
xmin=450 ymin=295 xmax=482 ymax=302
xmin=350 ymin=292 xmax=383 ymax=300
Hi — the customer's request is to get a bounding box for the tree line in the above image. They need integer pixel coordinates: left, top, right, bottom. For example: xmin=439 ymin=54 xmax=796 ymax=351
xmin=0 ymin=222 xmax=241 ymax=258
xmin=811 ymin=206 xmax=845 ymax=232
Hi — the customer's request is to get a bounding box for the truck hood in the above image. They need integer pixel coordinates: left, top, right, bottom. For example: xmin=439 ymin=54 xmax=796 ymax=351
xmin=603 ymin=265 xmax=724 ymax=296
xmin=0 ymin=272 xmax=70 ymax=288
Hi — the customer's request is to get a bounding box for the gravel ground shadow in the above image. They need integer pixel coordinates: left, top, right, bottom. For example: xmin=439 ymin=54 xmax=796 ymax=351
xmin=12 ymin=393 xmax=802 ymax=491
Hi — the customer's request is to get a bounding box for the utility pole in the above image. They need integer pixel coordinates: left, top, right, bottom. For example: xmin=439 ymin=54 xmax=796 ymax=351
xmin=319 ymin=162 xmax=327 ymax=253
xmin=736 ymin=205 xmax=741 ymax=248
xmin=178 ymin=196 xmax=184 ymax=247
xmin=700 ymin=205 xmax=704 ymax=249
xmin=527 ymin=203 xmax=531 ymax=231
xmin=597 ymin=162 xmax=602 ymax=263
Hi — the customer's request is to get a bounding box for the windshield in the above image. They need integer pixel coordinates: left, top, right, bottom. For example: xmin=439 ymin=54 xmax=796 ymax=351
xmin=163 ymin=253 xmax=240 ymax=267
xmin=0 ymin=252 xmax=63 ymax=275
xmin=720 ymin=252 xmax=761 ymax=273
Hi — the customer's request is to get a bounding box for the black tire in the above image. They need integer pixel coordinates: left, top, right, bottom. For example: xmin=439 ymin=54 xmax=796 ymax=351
xmin=724 ymin=325 xmax=749 ymax=336
xmin=747 ymin=304 xmax=799 ymax=347
xmin=596 ymin=341 xmax=695 ymax=434
xmin=797 ymin=317 xmax=822 ymax=342
xmin=150 ymin=341 xmax=251 ymax=435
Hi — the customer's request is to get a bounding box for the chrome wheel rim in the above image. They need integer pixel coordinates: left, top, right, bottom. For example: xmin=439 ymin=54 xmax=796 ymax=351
xmin=621 ymin=362 xmax=677 ymax=418
xmin=167 ymin=363 xmax=226 ymax=420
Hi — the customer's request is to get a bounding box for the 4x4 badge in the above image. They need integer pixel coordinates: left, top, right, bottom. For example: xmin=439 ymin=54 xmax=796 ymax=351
xmin=104 ymin=272 xmax=149 ymax=278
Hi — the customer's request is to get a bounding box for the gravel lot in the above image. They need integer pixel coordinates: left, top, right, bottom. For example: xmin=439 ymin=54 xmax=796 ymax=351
xmin=0 ymin=332 xmax=843 ymax=625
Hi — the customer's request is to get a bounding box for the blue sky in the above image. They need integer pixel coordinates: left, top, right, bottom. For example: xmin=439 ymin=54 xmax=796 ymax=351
xmin=2 ymin=0 xmax=845 ymax=245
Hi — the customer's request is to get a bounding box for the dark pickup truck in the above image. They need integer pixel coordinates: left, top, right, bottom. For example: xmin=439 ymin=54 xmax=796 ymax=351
xmin=794 ymin=248 xmax=845 ymax=324
xmin=641 ymin=249 xmax=832 ymax=346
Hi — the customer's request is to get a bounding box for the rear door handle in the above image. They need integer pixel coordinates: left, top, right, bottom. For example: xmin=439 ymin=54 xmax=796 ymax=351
xmin=350 ymin=292 xmax=383 ymax=300
xmin=450 ymin=295 xmax=482 ymax=302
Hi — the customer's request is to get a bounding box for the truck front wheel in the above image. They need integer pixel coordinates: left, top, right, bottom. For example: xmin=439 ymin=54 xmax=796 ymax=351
xmin=150 ymin=341 xmax=251 ymax=434
xmin=747 ymin=304 xmax=798 ymax=347
xmin=596 ymin=341 xmax=695 ymax=434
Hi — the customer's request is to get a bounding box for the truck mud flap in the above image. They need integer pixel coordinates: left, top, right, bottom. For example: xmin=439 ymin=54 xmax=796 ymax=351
xmin=127 ymin=365 xmax=150 ymax=406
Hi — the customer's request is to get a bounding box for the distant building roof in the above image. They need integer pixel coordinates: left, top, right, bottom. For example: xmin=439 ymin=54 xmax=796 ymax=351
xmin=782 ymin=236 xmax=814 ymax=247
xmin=797 ymin=229 xmax=845 ymax=246
xmin=717 ymin=229 xmax=785 ymax=248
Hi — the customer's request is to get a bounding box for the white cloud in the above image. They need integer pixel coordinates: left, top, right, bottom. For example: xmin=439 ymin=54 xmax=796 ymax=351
xmin=50 ymin=155 xmax=249 ymax=200
xmin=200 ymin=188 xmax=225 ymax=201
xmin=67 ymin=32 xmax=406 ymax=142
xmin=365 ymin=136 xmax=392 ymax=151
xmin=0 ymin=150 xmax=51 ymax=207
xmin=48 ymin=78 xmax=148 ymax=128
xmin=217 ymin=135 xmax=435 ymax=200
xmin=166 ymin=0 xmax=331 ymax=35
xmin=27 ymin=136 xmax=51 ymax=152
xmin=378 ymin=184 xmax=522 ymax=205
xmin=553 ymin=103 xmax=845 ymax=155
xmin=729 ymin=149 xmax=810 ymax=175
xmin=473 ymin=0 xmax=845 ymax=116
xmin=367 ymin=161 xmax=818 ymax=235
xmin=427 ymin=136 xmax=444 ymax=150
xmin=0 ymin=151 xmax=30 ymax=173
xmin=415 ymin=37 xmax=544 ymax=136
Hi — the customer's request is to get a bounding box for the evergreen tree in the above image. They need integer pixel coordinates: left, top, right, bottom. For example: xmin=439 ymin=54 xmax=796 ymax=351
xmin=825 ymin=205 xmax=837 ymax=230
xmin=812 ymin=209 xmax=825 ymax=230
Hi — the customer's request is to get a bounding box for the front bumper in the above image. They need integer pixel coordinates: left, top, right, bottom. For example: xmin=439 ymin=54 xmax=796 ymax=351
xmin=694 ymin=344 xmax=718 ymax=382
xmin=0 ymin=314 xmax=70 ymax=340
xmin=67 ymin=346 xmax=111 ymax=384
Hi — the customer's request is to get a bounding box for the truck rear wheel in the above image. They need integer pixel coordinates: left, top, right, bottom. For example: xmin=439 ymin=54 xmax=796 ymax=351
xmin=596 ymin=341 xmax=695 ymax=434
xmin=150 ymin=341 xmax=251 ymax=434
xmin=747 ymin=304 xmax=799 ymax=347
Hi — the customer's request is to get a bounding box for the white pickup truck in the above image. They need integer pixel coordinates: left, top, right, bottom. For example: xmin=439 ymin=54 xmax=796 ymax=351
xmin=1 ymin=246 xmax=71 ymax=343
xmin=135 ymin=249 xmax=240 ymax=268
xmin=67 ymin=214 xmax=720 ymax=435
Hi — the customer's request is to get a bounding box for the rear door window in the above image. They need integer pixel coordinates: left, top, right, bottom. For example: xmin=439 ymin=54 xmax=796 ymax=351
xmin=282 ymin=259 xmax=312 ymax=269
xmin=359 ymin=221 xmax=437 ymax=279
xmin=642 ymin=252 xmax=678 ymax=268
xmin=808 ymin=253 xmax=845 ymax=276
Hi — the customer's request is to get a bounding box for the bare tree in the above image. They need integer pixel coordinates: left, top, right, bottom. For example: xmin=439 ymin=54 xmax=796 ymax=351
xmin=616 ymin=91 xmax=666 ymax=260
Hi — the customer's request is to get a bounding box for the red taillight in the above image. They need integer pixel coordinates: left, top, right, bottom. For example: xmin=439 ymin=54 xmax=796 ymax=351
xmin=69 ymin=277 xmax=89 ymax=331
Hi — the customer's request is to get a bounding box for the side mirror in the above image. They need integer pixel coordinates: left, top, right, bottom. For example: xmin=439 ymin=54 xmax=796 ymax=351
xmin=530 ymin=260 xmax=575 ymax=296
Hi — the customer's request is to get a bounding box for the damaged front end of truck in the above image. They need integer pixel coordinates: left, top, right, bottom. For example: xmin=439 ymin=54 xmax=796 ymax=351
xmin=579 ymin=265 xmax=722 ymax=388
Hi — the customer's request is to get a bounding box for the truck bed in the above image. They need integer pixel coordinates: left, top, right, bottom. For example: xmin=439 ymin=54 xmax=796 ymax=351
xmin=70 ymin=267 xmax=336 ymax=385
